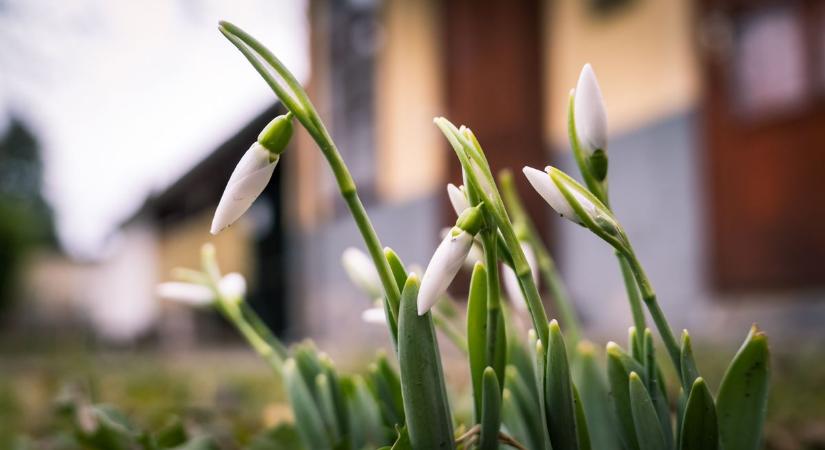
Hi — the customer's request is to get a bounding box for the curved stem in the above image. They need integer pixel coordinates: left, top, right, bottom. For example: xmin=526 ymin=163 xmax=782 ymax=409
xmin=616 ymin=252 xmax=646 ymax=359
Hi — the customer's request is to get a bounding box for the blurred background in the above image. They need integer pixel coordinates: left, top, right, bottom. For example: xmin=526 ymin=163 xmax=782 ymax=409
xmin=2 ymin=0 xmax=825 ymax=448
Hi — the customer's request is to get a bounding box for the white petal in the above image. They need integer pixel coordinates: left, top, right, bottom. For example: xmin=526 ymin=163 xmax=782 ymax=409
xmin=462 ymin=240 xmax=483 ymax=270
xmin=418 ymin=230 xmax=474 ymax=315
xmin=447 ymin=183 xmax=469 ymax=216
xmin=341 ymin=247 xmax=382 ymax=298
xmin=211 ymin=145 xmax=278 ymax=235
xmin=361 ymin=307 xmax=387 ymax=325
xmin=157 ymin=282 xmax=214 ymax=306
xmin=574 ymin=64 xmax=608 ymax=155
xmin=502 ymin=243 xmax=539 ymax=311
xmin=523 ymin=166 xmax=580 ymax=223
xmin=219 ymin=272 xmax=247 ymax=301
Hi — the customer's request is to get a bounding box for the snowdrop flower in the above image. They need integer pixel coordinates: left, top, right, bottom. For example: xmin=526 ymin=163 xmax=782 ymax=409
xmin=574 ymin=64 xmax=607 ymax=158
xmin=157 ymin=272 xmax=247 ymax=306
xmin=447 ymin=183 xmax=469 ymax=216
xmin=361 ymin=306 xmax=387 ymax=325
xmin=342 ymin=247 xmax=383 ymax=298
xmin=418 ymin=206 xmax=483 ymax=315
xmin=211 ymin=113 xmax=293 ymax=235
xmin=523 ymin=166 xmax=589 ymax=224
xmin=501 ymin=242 xmax=539 ymax=311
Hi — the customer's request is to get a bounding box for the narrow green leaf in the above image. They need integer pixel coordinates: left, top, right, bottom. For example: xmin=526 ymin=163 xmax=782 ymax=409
xmin=573 ymin=384 xmax=592 ymax=450
xmin=679 ymin=330 xmax=699 ymax=393
xmin=352 ymin=375 xmax=387 ymax=446
xmin=675 ymin=388 xmax=686 ymax=450
xmin=467 ymin=262 xmax=488 ymax=423
xmin=716 ymin=325 xmax=770 ymax=450
xmin=318 ymin=354 xmax=350 ymax=441
xmin=397 ymin=274 xmax=455 ymax=449
xmin=534 ymin=338 xmax=553 ymax=450
xmin=283 ymin=359 xmax=332 ymax=450
xmin=293 ymin=342 xmax=323 ymax=399
xmin=479 ymin=367 xmax=502 ymax=450
xmin=573 ymin=341 xmax=620 ymax=450
xmin=629 ymin=372 xmax=667 ymax=450
xmin=607 ymin=342 xmax=640 ymax=450
xmin=384 ymin=247 xmax=409 ymax=291
xmin=505 ymin=315 xmax=538 ymax=399
xmin=369 ymin=352 xmax=405 ymax=427
xmin=315 ymin=374 xmax=341 ymax=442
xmin=545 ymin=320 xmax=579 ymax=450
xmin=680 ymin=378 xmax=718 ymax=450
xmin=501 ymin=388 xmax=531 ymax=450
xmin=644 ymin=329 xmax=672 ymax=449
xmin=505 ymin=366 xmax=550 ymax=450
xmin=629 ymin=327 xmax=643 ymax=363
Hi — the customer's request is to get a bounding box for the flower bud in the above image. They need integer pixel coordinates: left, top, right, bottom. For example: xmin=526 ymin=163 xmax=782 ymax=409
xmin=501 ymin=242 xmax=539 ymax=311
xmin=341 ymin=247 xmax=382 ymax=298
xmin=573 ymin=64 xmax=607 ymax=160
xmin=455 ymin=204 xmax=484 ymax=236
xmin=257 ymin=112 xmax=293 ymax=155
xmin=418 ymin=229 xmax=475 ymax=315
xmin=211 ymin=143 xmax=279 ymax=234
xmin=447 ymin=183 xmax=469 ymax=216
xmin=523 ymin=166 xmax=581 ymax=224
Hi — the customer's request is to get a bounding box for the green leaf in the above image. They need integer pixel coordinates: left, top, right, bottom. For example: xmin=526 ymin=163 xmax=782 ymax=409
xmin=154 ymin=417 xmax=187 ymax=448
xmin=369 ymin=352 xmax=405 ymax=428
xmin=573 ymin=384 xmax=592 ymax=450
xmin=644 ymin=329 xmax=672 ymax=449
xmin=316 ymin=374 xmax=342 ymax=442
xmin=534 ymin=337 xmax=553 ymax=450
xmin=501 ymin=388 xmax=531 ymax=450
xmin=505 ymin=366 xmax=550 ymax=450
xmin=573 ymin=341 xmax=620 ymax=450
xmin=716 ymin=325 xmax=770 ymax=450
xmin=351 ymin=375 xmax=387 ymax=447
xmin=467 ymin=262 xmax=488 ymax=423
xmin=629 ymin=372 xmax=667 ymax=450
xmin=318 ymin=355 xmax=350 ymax=444
xmin=675 ymin=388 xmax=687 ymax=450
xmin=679 ymin=378 xmax=718 ymax=450
xmin=397 ymin=274 xmax=455 ymax=449
xmin=479 ymin=367 xmax=502 ymax=450
xmin=283 ymin=358 xmax=332 ymax=450
xmin=629 ymin=327 xmax=643 ymax=363
xmin=293 ymin=342 xmax=324 ymax=399
xmin=607 ymin=343 xmax=640 ymax=450
xmin=384 ymin=247 xmax=408 ymax=339
xmin=679 ymin=330 xmax=699 ymax=393
xmin=545 ymin=320 xmax=579 ymax=450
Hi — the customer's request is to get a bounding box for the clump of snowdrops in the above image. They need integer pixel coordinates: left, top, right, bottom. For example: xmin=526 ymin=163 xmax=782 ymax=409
xmin=157 ymin=21 xmax=770 ymax=450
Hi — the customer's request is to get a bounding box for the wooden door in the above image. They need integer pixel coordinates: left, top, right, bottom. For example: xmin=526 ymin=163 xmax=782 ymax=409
xmin=701 ymin=0 xmax=825 ymax=290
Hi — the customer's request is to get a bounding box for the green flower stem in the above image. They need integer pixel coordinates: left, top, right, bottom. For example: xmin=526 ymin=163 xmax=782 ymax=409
xmin=498 ymin=170 xmax=581 ymax=345
xmin=220 ymin=301 xmax=284 ymax=374
xmin=481 ymin=230 xmax=502 ymax=369
xmin=218 ymin=21 xmax=401 ymax=321
xmin=622 ymin=250 xmax=680 ymax=373
xmin=617 ymin=252 xmax=646 ymax=359
xmin=240 ymin=301 xmax=289 ymax=360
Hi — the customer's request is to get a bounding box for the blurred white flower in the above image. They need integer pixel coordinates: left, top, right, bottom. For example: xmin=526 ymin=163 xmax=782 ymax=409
xmin=418 ymin=228 xmax=475 ymax=315
xmin=341 ymin=247 xmax=383 ymax=298
xmin=361 ymin=306 xmax=387 ymax=325
xmin=501 ymin=242 xmax=539 ymax=311
xmin=574 ymin=63 xmax=607 ymax=156
xmin=157 ymin=272 xmax=246 ymax=306
xmin=447 ymin=183 xmax=469 ymax=216
xmin=211 ymin=143 xmax=279 ymax=235
xmin=218 ymin=272 xmax=247 ymax=303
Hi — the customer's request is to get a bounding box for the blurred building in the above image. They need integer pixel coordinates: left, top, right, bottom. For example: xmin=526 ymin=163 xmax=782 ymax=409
xmin=283 ymin=0 xmax=825 ymax=349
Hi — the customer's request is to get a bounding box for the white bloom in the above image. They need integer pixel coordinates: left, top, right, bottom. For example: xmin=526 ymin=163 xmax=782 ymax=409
xmin=574 ymin=64 xmax=607 ymax=156
xmin=341 ymin=247 xmax=382 ymax=298
xmin=211 ymin=143 xmax=279 ymax=235
xmin=523 ymin=166 xmax=597 ymax=225
xmin=157 ymin=272 xmax=246 ymax=307
xmin=418 ymin=228 xmax=475 ymax=315
xmin=447 ymin=183 xmax=469 ymax=216
xmin=361 ymin=306 xmax=387 ymax=325
xmin=502 ymin=242 xmax=539 ymax=311
xmin=440 ymin=227 xmax=482 ymax=270
xmin=157 ymin=282 xmax=214 ymax=306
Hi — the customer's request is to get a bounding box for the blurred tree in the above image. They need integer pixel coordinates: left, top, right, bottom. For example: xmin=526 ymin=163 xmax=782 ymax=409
xmin=0 ymin=116 xmax=55 ymax=316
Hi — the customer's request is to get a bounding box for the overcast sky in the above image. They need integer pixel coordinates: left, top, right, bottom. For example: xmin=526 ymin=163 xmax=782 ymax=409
xmin=0 ymin=0 xmax=308 ymax=258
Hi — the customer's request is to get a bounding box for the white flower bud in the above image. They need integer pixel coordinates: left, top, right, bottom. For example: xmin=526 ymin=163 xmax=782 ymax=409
xmin=501 ymin=242 xmax=539 ymax=311
xmin=211 ymin=143 xmax=279 ymax=235
xmin=157 ymin=282 xmax=214 ymax=306
xmin=523 ymin=166 xmax=585 ymax=224
xmin=447 ymin=183 xmax=469 ymax=216
xmin=361 ymin=306 xmax=387 ymax=325
xmin=218 ymin=272 xmax=247 ymax=303
xmin=574 ymin=63 xmax=607 ymax=156
xmin=418 ymin=229 xmax=474 ymax=315
xmin=341 ymin=247 xmax=383 ymax=298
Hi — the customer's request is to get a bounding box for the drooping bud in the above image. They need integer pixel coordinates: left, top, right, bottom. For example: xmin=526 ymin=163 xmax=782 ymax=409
xmin=501 ymin=241 xmax=539 ymax=311
xmin=447 ymin=183 xmax=469 ymax=216
xmin=341 ymin=247 xmax=383 ymax=298
xmin=417 ymin=228 xmax=475 ymax=315
xmin=210 ymin=114 xmax=293 ymax=235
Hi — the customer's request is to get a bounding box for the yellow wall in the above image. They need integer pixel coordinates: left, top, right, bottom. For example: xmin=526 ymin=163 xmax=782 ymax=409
xmin=376 ymin=0 xmax=445 ymax=202
xmin=544 ymin=0 xmax=699 ymax=146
